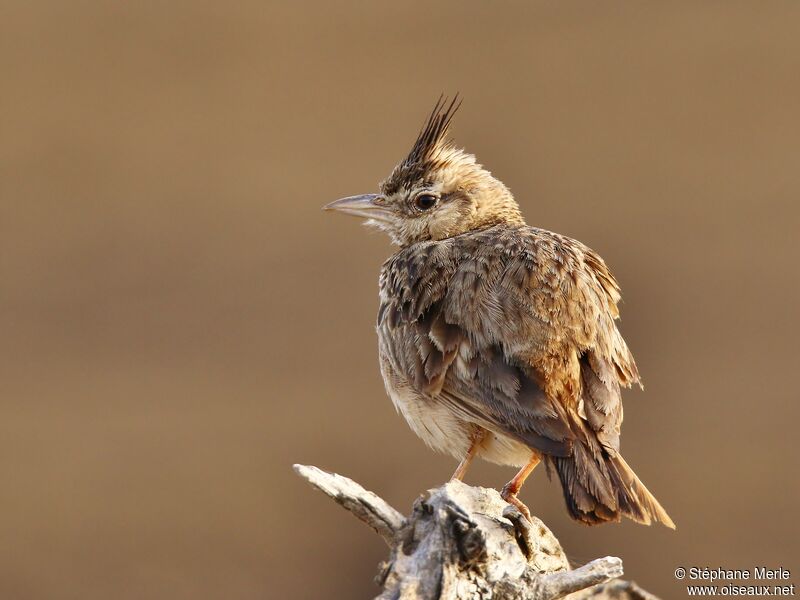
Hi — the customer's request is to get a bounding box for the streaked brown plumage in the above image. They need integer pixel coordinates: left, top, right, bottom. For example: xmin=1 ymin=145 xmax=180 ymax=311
xmin=325 ymin=97 xmax=674 ymax=528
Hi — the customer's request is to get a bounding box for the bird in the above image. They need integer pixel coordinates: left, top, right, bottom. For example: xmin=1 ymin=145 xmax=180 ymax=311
xmin=324 ymin=97 xmax=674 ymax=528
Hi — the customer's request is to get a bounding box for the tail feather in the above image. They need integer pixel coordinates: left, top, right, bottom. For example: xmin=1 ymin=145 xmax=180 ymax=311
xmin=609 ymin=454 xmax=675 ymax=528
xmin=548 ymin=448 xmax=675 ymax=528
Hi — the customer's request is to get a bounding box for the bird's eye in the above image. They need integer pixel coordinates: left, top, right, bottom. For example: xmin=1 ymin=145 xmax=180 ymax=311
xmin=414 ymin=193 xmax=438 ymax=211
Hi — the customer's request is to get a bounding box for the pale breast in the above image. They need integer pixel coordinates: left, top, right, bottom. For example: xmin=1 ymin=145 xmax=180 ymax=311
xmin=379 ymin=351 xmax=533 ymax=468
xmin=379 ymin=353 xmax=472 ymax=459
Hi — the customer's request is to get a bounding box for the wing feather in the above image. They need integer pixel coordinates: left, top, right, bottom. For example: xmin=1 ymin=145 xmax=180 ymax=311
xmin=378 ymin=224 xmax=637 ymax=461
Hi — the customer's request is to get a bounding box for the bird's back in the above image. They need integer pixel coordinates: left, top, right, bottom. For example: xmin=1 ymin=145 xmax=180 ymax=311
xmin=376 ymin=223 xmax=673 ymax=527
xmin=378 ymin=222 xmax=638 ymax=394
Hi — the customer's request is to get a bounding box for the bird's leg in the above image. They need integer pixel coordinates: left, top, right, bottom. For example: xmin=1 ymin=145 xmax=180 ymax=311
xmin=500 ymin=453 xmax=541 ymax=521
xmin=450 ymin=428 xmax=487 ymax=482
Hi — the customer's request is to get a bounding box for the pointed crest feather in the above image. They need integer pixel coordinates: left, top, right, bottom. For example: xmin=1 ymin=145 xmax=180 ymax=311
xmin=381 ymin=95 xmax=469 ymax=195
xmin=403 ymin=94 xmax=462 ymax=167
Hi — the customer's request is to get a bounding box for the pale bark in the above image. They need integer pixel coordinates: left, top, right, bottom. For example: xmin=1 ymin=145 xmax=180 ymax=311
xmin=293 ymin=465 xmax=659 ymax=600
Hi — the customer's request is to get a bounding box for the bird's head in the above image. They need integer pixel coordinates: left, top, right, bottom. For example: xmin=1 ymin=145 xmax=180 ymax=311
xmin=325 ymin=97 xmax=525 ymax=246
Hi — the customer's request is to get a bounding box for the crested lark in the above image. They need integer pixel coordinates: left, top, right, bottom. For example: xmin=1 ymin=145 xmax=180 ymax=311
xmin=325 ymin=97 xmax=674 ymax=528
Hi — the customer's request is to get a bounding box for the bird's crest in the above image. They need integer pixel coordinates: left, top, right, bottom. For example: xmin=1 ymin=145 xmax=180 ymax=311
xmin=403 ymin=95 xmax=462 ymax=168
xmin=382 ymin=95 xmax=464 ymax=194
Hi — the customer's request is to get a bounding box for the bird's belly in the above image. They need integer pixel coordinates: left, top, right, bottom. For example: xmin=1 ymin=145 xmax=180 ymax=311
xmin=383 ymin=379 xmax=472 ymax=460
xmin=479 ymin=432 xmax=535 ymax=468
xmin=382 ymin=372 xmax=533 ymax=467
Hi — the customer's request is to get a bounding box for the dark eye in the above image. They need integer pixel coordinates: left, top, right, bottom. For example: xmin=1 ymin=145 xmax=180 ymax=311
xmin=414 ymin=193 xmax=438 ymax=211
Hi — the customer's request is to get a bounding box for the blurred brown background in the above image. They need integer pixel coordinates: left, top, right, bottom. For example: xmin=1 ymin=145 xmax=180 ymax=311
xmin=2 ymin=1 xmax=799 ymax=598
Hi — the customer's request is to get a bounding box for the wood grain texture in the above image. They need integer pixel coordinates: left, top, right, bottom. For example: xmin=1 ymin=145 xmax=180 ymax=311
xmin=294 ymin=465 xmax=660 ymax=600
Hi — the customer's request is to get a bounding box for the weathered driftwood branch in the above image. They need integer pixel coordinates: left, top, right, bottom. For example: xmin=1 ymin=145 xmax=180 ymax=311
xmin=293 ymin=464 xmax=659 ymax=600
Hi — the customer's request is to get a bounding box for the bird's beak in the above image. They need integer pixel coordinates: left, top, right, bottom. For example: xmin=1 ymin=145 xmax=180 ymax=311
xmin=323 ymin=194 xmax=392 ymax=223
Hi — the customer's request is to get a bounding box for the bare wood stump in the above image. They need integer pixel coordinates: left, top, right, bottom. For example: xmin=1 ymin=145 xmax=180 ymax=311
xmin=294 ymin=465 xmax=659 ymax=600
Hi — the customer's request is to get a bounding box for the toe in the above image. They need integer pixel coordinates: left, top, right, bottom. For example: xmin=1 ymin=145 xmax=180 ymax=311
xmin=502 ymin=493 xmax=532 ymax=522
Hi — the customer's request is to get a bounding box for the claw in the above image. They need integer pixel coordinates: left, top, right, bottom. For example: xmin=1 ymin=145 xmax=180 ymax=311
xmin=499 ymin=453 xmax=540 ymax=522
xmin=501 ymin=485 xmax=532 ymax=522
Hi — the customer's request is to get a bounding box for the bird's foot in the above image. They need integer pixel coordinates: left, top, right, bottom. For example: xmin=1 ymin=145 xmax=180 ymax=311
xmin=501 ymin=484 xmax=532 ymax=522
